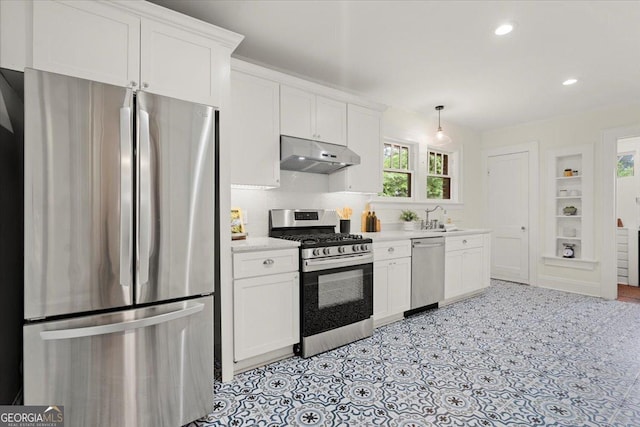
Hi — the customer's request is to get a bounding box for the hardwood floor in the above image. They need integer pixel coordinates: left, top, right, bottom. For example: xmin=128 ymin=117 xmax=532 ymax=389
xmin=618 ymin=284 xmax=640 ymax=304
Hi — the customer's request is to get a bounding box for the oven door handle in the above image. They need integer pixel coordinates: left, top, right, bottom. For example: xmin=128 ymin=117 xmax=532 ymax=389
xmin=302 ymin=253 xmax=373 ymax=272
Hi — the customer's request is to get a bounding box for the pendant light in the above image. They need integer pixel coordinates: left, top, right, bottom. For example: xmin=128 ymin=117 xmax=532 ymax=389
xmin=433 ymin=105 xmax=452 ymax=146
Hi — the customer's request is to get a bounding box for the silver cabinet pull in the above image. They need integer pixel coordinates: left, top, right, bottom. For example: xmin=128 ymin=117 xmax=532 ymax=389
xmin=521 ymin=226 xmax=526 ymax=231
xmin=263 ymin=259 xmax=275 ymax=265
xmin=142 ymin=82 xmax=149 ymax=89
xmin=388 ymin=247 xmax=395 ymax=253
xmin=463 ymin=239 xmax=467 ymax=244
xmin=130 ymin=81 xmax=137 ymax=88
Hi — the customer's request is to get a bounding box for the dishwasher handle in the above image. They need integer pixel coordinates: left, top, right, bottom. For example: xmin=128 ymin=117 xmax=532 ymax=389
xmin=413 ymin=242 xmax=445 ymax=248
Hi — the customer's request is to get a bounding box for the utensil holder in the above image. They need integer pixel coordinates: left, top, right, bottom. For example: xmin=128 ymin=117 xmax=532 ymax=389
xmin=340 ymin=219 xmax=350 ymax=234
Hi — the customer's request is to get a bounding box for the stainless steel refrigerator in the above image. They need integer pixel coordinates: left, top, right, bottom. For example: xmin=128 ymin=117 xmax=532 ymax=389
xmin=22 ymin=68 xmax=217 ymax=427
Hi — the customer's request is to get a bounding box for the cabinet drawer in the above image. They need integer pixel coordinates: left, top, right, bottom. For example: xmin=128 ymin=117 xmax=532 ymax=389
xmin=446 ymin=235 xmax=484 ymax=252
xmin=374 ymin=240 xmax=411 ymax=261
xmin=233 ymin=249 xmax=298 ymax=279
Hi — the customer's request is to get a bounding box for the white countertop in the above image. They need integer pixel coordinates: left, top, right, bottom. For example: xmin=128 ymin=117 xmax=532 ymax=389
xmin=231 ymin=237 xmax=300 ymax=253
xmin=361 ymin=228 xmax=492 ymax=242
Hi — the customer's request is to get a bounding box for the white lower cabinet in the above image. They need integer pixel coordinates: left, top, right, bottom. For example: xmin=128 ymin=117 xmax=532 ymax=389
xmin=232 ymin=248 xmax=299 ymax=364
xmin=444 ymin=234 xmax=489 ymax=301
xmin=373 ymin=240 xmax=411 ymax=327
xmin=233 ymin=271 xmax=299 ymax=361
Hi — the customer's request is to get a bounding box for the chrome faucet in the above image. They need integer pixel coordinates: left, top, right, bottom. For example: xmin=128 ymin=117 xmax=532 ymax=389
xmin=423 ymin=205 xmax=444 ymax=229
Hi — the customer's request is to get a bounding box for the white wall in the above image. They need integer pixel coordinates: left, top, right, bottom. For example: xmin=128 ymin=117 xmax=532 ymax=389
xmin=231 ymin=107 xmax=483 ymax=236
xmin=481 ymin=103 xmax=640 ymax=296
xmin=616 ymin=137 xmax=640 ymax=286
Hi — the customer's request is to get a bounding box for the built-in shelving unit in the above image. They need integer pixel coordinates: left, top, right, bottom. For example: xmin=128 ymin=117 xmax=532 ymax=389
xmin=543 ymin=145 xmax=597 ymax=270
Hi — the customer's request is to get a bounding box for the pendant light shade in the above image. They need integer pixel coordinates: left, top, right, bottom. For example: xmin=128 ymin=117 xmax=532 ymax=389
xmin=433 ymin=105 xmax=452 ymax=146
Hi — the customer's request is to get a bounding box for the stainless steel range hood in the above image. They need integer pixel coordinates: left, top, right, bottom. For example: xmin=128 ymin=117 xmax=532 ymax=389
xmin=280 ymin=135 xmax=360 ymax=174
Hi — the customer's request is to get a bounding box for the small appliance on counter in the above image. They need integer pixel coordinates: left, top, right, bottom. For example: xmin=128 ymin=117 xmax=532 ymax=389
xmin=269 ymin=209 xmax=373 ymax=358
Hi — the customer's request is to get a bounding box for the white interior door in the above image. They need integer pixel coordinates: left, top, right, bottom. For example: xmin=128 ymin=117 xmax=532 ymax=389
xmin=487 ymin=151 xmax=530 ymax=283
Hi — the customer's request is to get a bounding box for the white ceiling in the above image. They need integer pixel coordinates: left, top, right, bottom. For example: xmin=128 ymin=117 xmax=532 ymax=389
xmin=149 ymin=0 xmax=640 ymax=131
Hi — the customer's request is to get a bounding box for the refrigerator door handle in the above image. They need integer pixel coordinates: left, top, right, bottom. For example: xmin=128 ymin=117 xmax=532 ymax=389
xmin=119 ymin=101 xmax=133 ymax=288
xmin=138 ymin=108 xmax=152 ymax=286
xmin=39 ymin=303 xmax=204 ymax=340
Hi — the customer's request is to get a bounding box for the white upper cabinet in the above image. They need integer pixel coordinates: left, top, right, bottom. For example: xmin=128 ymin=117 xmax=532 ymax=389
xmin=32 ymin=0 xmax=140 ymax=87
xmin=230 ymin=71 xmax=280 ymax=187
xmin=280 ymin=86 xmax=315 ymax=140
xmin=280 ymin=85 xmax=346 ymax=146
xmin=0 ymin=0 xmax=32 ymax=71
xmin=140 ymin=18 xmax=227 ymax=107
xmin=315 ymin=95 xmax=347 ymax=145
xmin=329 ymin=104 xmax=382 ymax=193
xmin=29 ymin=0 xmax=242 ymax=106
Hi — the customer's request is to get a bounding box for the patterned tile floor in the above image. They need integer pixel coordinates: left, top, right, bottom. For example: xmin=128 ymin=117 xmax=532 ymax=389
xmin=187 ymin=280 xmax=640 ymax=426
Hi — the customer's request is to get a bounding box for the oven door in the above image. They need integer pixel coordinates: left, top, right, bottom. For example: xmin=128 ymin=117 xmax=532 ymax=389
xmin=301 ymin=255 xmax=373 ymax=337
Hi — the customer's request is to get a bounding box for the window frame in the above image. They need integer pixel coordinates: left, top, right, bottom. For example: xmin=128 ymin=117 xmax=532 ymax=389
xmin=426 ymin=148 xmax=453 ymax=200
xmin=374 ymin=138 xmax=462 ymax=205
xmin=379 ymin=139 xmax=416 ymax=200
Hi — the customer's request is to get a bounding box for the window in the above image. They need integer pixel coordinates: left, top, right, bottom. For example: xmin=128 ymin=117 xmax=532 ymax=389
xmin=617 ymin=153 xmax=634 ymax=177
xmin=427 ymin=150 xmax=451 ymax=199
xmin=381 ymin=142 xmax=413 ymax=197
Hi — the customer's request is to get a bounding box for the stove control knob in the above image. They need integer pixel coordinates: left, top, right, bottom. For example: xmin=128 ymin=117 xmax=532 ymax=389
xmin=352 ymin=245 xmax=359 ymax=252
xmin=361 ymin=244 xmax=369 ymax=251
xmin=323 ymin=248 xmax=331 ymax=255
xmin=338 ymin=246 xmax=346 ymax=253
xmin=312 ymin=248 xmax=321 ymax=256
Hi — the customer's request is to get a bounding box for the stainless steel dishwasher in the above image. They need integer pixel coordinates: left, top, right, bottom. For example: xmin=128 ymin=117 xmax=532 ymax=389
xmin=410 ymin=237 xmax=445 ymax=310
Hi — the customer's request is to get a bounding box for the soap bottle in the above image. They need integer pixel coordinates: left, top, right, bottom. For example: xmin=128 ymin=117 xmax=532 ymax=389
xmin=371 ymin=211 xmax=378 ymax=232
xmin=361 ymin=211 xmax=367 ymax=232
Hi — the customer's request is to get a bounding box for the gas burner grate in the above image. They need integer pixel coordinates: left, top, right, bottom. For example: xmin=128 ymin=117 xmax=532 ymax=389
xmin=279 ymin=233 xmax=365 ymax=244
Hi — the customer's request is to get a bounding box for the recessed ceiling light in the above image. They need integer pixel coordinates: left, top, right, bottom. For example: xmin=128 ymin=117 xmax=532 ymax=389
xmin=563 ymin=78 xmax=578 ymax=86
xmin=494 ymin=24 xmax=513 ymax=36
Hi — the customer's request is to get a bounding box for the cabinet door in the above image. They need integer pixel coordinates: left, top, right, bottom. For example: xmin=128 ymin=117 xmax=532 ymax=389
xmin=444 ymin=250 xmax=463 ymax=299
xmin=461 ymin=248 xmax=484 ymax=294
xmin=388 ymin=257 xmax=411 ymax=314
xmin=315 ymin=95 xmax=347 ymax=145
xmin=140 ymin=18 xmax=227 ymax=106
xmin=373 ymin=261 xmax=390 ymax=320
xmin=234 ymin=272 xmax=299 ymax=361
xmin=32 ymin=0 xmax=140 ymax=87
xmin=230 ymin=72 xmax=280 ymax=187
xmin=280 ymin=85 xmax=314 ymax=140
xmin=330 ymin=104 xmax=381 ymax=192
xmin=0 ymin=0 xmax=31 ymax=71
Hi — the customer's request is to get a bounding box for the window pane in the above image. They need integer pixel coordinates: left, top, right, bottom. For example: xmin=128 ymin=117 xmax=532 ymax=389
xmin=382 ymin=171 xmax=411 ymax=197
xmin=427 ymin=176 xmax=451 ymax=199
xmin=442 ymin=153 xmax=449 ymax=175
xmin=618 ymin=154 xmax=634 ymax=177
xmin=400 ymin=147 xmax=409 ymax=169
xmin=383 ymin=144 xmax=392 ymax=168
xmin=428 ymin=152 xmax=436 ymax=174
xmin=392 ymin=145 xmax=400 ymax=169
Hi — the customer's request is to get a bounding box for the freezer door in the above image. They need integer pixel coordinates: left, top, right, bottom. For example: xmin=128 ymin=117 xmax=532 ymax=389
xmin=24 ymin=69 xmax=134 ymax=319
xmin=136 ymin=92 xmax=215 ymax=303
xmin=24 ymin=296 xmax=214 ymax=427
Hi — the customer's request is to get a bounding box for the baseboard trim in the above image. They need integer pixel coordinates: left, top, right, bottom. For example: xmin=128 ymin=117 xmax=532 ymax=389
xmin=536 ymin=274 xmax=601 ymax=298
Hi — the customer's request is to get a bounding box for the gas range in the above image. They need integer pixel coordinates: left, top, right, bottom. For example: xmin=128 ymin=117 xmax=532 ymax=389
xmin=268 ymin=209 xmax=374 ymax=358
